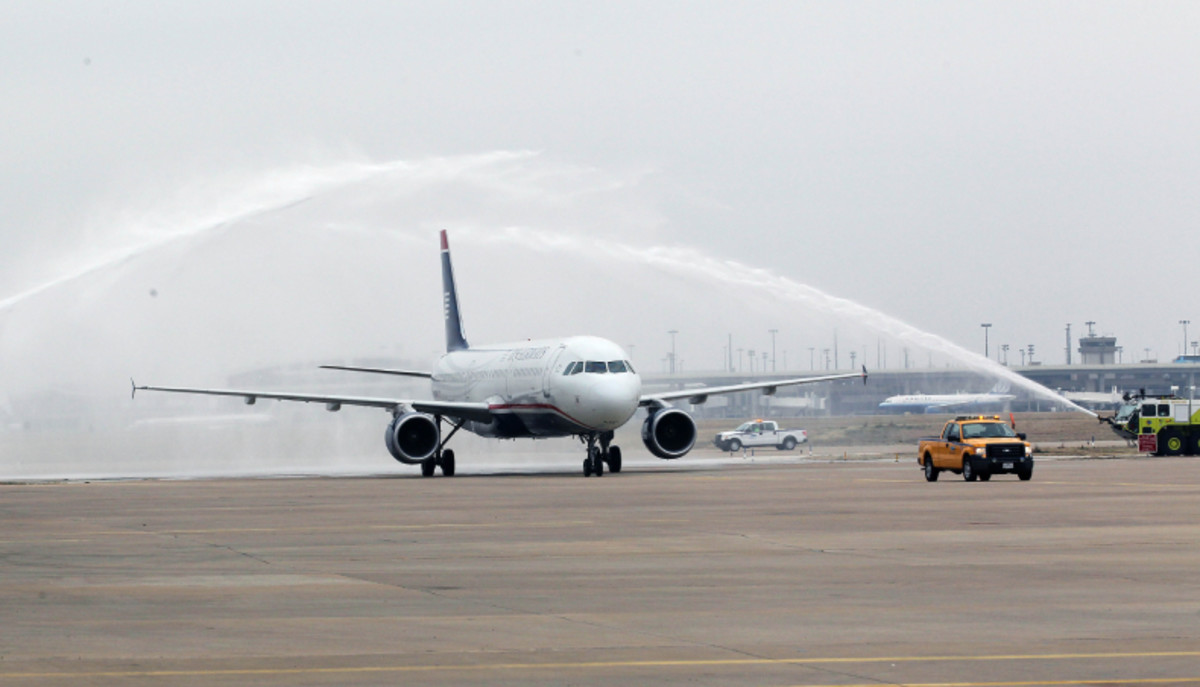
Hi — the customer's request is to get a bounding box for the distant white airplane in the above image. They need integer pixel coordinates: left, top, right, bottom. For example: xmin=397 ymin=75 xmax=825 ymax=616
xmin=878 ymin=383 xmax=1014 ymax=414
xmin=134 ymin=231 xmax=866 ymax=478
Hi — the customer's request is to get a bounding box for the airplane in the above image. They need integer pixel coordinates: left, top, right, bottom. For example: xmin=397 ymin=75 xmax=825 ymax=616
xmin=878 ymin=382 xmax=1015 ymax=414
xmin=133 ymin=231 xmax=867 ymax=478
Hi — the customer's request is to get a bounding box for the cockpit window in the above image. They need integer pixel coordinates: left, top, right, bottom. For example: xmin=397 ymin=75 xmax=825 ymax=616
xmin=625 ymin=360 xmax=636 ymax=374
xmin=562 ymin=361 xmax=581 ymax=376
xmin=607 ymin=360 xmax=628 ymax=373
xmin=584 ymin=361 xmax=608 ymax=374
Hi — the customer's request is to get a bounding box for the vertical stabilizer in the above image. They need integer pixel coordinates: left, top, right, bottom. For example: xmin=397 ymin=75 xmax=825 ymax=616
xmin=441 ymin=230 xmax=470 ymax=352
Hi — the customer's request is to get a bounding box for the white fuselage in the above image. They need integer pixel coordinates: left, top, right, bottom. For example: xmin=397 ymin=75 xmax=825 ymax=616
xmin=431 ymin=335 xmax=641 ymax=438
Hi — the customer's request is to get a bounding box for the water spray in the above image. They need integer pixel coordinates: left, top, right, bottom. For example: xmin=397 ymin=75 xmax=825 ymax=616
xmin=464 ymin=225 xmax=1099 ymax=418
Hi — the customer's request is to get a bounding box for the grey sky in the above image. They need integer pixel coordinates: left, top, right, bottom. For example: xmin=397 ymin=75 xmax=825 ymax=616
xmin=4 ymin=1 xmax=1200 ymax=398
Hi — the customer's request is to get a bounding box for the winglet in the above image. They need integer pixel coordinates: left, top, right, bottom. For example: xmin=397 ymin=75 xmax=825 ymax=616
xmin=131 ymin=378 xmax=137 ymax=399
xmin=862 ymin=365 xmax=869 ymax=384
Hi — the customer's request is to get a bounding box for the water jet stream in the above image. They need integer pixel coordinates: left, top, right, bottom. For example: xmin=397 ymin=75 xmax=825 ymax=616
xmin=466 ymin=226 xmax=1098 ymax=417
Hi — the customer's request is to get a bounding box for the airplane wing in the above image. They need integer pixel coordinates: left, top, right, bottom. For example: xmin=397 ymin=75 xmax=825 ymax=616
xmin=130 ymin=382 xmax=495 ymax=422
xmin=640 ymin=367 xmax=867 ymax=406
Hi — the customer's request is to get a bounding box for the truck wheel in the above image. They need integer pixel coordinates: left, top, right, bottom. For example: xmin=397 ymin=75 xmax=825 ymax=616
xmin=923 ymin=454 xmax=939 ymax=482
xmin=1018 ymin=464 xmax=1033 ymax=481
xmin=1161 ymin=429 xmax=1185 ymax=456
xmin=729 ymin=439 xmax=742 ymax=452
xmin=978 ymin=470 xmax=992 ymax=481
xmin=780 ymin=436 xmax=797 ymax=451
xmin=962 ymin=455 xmax=977 ymax=482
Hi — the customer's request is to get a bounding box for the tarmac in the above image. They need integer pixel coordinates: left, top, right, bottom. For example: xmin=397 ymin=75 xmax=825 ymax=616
xmin=3 ymin=454 xmax=1200 ymax=686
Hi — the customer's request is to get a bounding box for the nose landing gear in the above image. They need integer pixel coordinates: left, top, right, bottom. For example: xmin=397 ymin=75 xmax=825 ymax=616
xmin=582 ymin=431 xmax=622 ymax=477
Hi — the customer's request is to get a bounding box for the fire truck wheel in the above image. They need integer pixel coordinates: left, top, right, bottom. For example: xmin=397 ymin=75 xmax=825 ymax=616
xmin=1161 ymin=428 xmax=1185 ymax=456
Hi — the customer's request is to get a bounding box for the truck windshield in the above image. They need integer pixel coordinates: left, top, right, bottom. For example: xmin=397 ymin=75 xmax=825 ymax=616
xmin=961 ymin=422 xmax=1017 ymax=439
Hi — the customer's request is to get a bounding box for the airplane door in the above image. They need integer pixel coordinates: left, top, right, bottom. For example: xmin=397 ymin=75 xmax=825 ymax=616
xmin=542 ymin=344 xmax=566 ymax=398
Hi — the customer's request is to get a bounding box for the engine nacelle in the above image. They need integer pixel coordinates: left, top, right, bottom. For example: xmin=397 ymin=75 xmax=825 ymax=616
xmin=641 ymin=407 xmax=697 ymax=459
xmin=384 ymin=412 xmax=439 ymax=464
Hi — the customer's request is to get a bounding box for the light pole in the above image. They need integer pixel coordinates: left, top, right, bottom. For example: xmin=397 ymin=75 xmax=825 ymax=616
xmin=667 ymin=330 xmax=678 ymax=374
xmin=1001 ymin=344 xmax=1009 ymax=366
xmin=808 ymin=347 xmax=815 ymax=371
xmin=981 ymin=323 xmax=992 ymax=359
xmin=768 ymin=329 xmax=778 ymax=372
xmin=1181 ymin=320 xmax=1191 ymax=357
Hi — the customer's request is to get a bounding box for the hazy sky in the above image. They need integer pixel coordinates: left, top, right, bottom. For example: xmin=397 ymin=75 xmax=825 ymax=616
xmin=4 ymin=1 xmax=1200 ymax=397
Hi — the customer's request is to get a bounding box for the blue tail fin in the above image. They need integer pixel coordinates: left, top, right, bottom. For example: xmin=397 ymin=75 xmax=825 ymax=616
xmin=441 ymin=230 xmax=469 ymax=352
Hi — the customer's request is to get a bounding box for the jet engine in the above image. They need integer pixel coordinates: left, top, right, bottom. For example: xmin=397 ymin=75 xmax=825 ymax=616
xmin=641 ymin=407 xmax=697 ymax=459
xmin=385 ymin=412 xmax=439 ymax=464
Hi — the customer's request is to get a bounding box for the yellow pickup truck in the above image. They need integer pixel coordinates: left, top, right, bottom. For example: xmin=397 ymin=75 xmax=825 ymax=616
xmin=917 ymin=415 xmax=1033 ymax=482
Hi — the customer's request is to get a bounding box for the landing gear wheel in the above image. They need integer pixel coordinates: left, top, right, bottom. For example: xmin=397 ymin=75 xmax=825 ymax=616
xmin=420 ymin=458 xmax=436 ymax=477
xmin=590 ymin=447 xmax=604 ymax=477
xmin=606 ymin=446 xmax=622 ymax=473
xmin=439 ymin=449 xmax=456 ymax=477
xmin=963 ymin=456 xmax=977 ymax=482
xmin=923 ymin=455 xmax=939 ymax=482
xmin=583 ymin=457 xmax=592 ymax=477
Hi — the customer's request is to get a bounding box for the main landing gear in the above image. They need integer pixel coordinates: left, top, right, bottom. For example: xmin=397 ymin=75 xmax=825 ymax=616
xmin=582 ymin=431 xmax=623 ymax=477
xmin=420 ymin=416 xmax=462 ymax=478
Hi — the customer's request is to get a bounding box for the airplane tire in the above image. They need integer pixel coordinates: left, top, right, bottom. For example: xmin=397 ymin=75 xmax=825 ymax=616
xmin=440 ymin=449 xmax=456 ymax=477
xmin=591 ymin=448 xmax=604 ymax=477
xmin=583 ymin=458 xmax=592 ymax=477
xmin=607 ymin=446 xmax=622 ymax=473
xmin=420 ymin=458 xmax=436 ymax=477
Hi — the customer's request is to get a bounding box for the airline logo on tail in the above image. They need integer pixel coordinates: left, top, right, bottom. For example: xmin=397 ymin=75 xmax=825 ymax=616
xmin=441 ymin=230 xmax=469 ymax=352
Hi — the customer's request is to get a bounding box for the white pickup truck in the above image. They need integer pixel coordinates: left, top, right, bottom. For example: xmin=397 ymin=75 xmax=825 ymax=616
xmin=713 ymin=420 xmax=808 ymax=452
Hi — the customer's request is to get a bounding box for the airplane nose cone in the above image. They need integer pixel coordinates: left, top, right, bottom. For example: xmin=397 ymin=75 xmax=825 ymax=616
xmin=579 ymin=376 xmax=640 ymax=430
